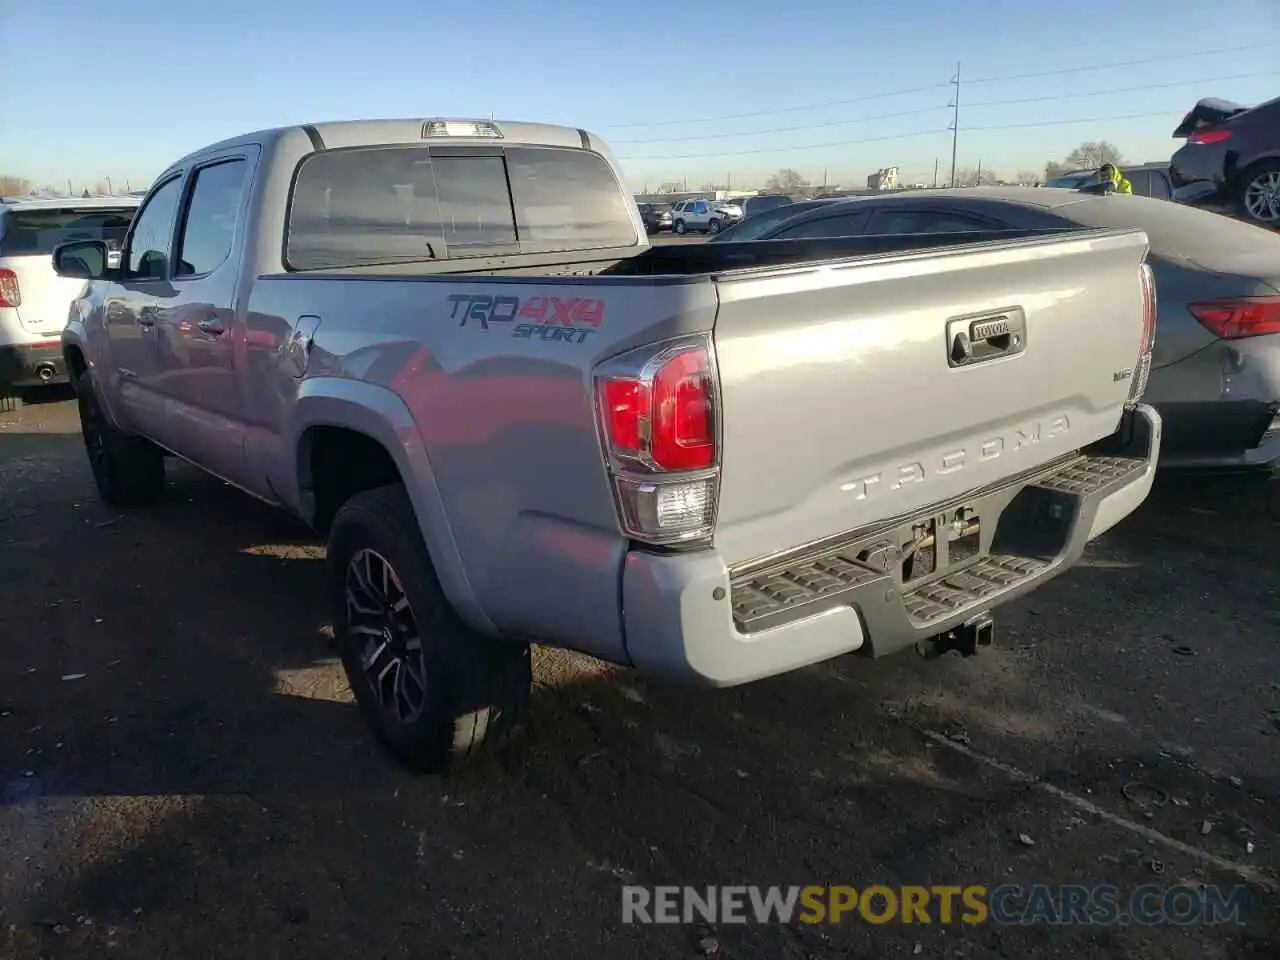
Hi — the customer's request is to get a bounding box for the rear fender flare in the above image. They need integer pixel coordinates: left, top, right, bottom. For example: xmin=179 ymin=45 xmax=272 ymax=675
xmin=290 ymin=377 xmax=495 ymax=635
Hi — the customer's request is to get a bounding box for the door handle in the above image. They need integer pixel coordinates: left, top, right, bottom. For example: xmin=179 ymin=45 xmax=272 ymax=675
xmin=197 ymin=317 xmax=225 ymax=336
xmin=946 ymin=310 xmax=1027 ymax=368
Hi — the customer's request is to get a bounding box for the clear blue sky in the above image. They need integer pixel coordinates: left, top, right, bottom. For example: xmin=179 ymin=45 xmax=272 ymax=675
xmin=1 ymin=0 xmax=1275 ymax=192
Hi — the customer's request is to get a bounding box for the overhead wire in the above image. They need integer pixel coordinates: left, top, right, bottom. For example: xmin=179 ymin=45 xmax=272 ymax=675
xmin=610 ymin=71 xmax=1273 ymax=146
xmin=614 ymin=110 xmax=1190 ymax=160
xmin=600 ymin=41 xmax=1275 ymax=129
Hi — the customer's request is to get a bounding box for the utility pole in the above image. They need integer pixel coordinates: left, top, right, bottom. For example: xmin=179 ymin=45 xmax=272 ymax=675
xmin=933 ymin=159 xmax=939 ymax=188
xmin=65 ymin=179 xmax=72 ymax=196
xmin=948 ymin=62 xmax=961 ymax=188
xmin=976 ymin=158 xmax=982 ymax=185
xmin=105 ymin=176 xmax=113 ymax=195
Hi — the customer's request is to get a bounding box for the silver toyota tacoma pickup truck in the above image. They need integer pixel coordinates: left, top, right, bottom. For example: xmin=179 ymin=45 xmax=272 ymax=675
xmin=53 ymin=117 xmax=1162 ymax=773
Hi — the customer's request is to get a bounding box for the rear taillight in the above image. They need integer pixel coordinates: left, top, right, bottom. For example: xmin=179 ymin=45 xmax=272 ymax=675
xmin=1188 ymin=129 xmax=1232 ymax=145
xmin=1188 ymin=296 xmax=1280 ymax=339
xmin=0 ymin=269 xmax=21 ymax=308
xmin=595 ymin=335 xmax=720 ymax=545
xmin=1127 ymin=263 xmax=1157 ymax=406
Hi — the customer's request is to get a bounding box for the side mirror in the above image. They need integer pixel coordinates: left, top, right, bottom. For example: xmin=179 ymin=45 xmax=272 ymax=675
xmin=52 ymin=240 xmax=111 ymax=280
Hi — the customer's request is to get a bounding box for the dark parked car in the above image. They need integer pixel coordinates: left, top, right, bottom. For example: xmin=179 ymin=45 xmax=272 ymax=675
xmin=1170 ymin=96 xmax=1280 ymax=228
xmin=1043 ymin=163 xmax=1176 ymax=200
xmin=734 ymin=194 xmax=795 ymax=221
xmin=636 ymin=202 xmax=673 ymax=234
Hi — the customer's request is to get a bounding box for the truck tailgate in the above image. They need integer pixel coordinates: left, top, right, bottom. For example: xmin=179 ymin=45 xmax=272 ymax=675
xmin=710 ymin=228 xmax=1150 ymax=568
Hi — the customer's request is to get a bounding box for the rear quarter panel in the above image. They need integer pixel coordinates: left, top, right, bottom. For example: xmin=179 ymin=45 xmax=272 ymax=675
xmin=244 ymin=274 xmax=719 ymax=661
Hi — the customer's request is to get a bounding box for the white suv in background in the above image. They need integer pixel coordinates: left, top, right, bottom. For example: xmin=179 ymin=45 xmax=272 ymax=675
xmin=0 ymin=196 xmax=139 ymax=396
xmin=670 ymin=198 xmax=743 ymax=235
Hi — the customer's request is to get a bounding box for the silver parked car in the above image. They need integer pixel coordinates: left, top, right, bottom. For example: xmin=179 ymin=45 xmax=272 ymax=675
xmin=740 ymin=187 xmax=1280 ymax=476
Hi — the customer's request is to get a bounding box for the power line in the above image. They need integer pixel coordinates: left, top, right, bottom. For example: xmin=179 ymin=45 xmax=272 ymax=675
xmin=616 ymin=129 xmax=945 ymax=161
xmin=614 ymin=109 xmax=1182 ymax=161
xmin=607 ymin=105 xmax=948 ymax=144
xmin=964 ymin=41 xmax=1274 ymax=84
xmin=609 ymin=71 xmax=1273 ymax=146
xmin=966 ymin=71 xmax=1273 ymax=108
xmin=599 ymin=40 xmax=1274 ymax=130
xmin=597 ymin=83 xmax=948 ymax=129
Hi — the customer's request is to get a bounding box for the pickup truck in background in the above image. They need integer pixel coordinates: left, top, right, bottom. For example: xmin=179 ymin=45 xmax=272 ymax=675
xmin=54 ymin=117 xmax=1162 ymax=774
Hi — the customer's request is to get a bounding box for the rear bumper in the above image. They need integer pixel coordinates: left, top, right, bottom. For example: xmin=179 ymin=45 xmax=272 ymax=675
xmin=0 ymin=341 xmax=66 ymax=390
xmin=1156 ymin=399 xmax=1280 ymax=475
xmin=621 ymin=404 xmax=1161 ymax=686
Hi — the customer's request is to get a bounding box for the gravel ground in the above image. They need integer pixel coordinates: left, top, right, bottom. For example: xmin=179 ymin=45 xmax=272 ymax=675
xmin=1 ymin=393 xmax=1277 ymax=960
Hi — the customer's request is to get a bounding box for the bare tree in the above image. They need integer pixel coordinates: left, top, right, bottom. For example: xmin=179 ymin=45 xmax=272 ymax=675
xmin=1043 ymin=161 xmax=1071 ymax=180
xmin=0 ymin=175 xmax=34 ymax=195
xmin=953 ymin=167 xmax=999 ymax=187
xmin=92 ymin=180 xmax=113 ymax=196
xmin=765 ymin=168 xmax=807 ymax=192
xmin=1015 ymin=170 xmax=1040 ymax=185
xmin=1063 ymin=141 xmax=1124 ymax=171
xmin=657 ymin=181 xmax=684 ymax=194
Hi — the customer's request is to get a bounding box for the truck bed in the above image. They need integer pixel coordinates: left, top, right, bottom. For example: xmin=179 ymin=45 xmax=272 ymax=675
xmin=276 ymin=228 xmax=1082 ymax=282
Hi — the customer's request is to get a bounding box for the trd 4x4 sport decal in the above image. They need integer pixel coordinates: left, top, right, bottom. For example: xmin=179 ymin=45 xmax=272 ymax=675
xmin=448 ymin=294 xmax=605 ymax=345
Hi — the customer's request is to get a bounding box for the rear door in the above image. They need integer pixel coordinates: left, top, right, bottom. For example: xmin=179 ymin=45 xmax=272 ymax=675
xmin=0 ymin=204 xmax=136 ymax=337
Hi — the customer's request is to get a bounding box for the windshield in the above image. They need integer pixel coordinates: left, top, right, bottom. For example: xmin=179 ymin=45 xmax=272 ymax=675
xmin=0 ymin=206 xmax=137 ymax=256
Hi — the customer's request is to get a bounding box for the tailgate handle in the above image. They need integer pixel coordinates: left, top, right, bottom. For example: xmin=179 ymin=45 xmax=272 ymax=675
xmin=947 ymin=309 xmax=1026 ymax=368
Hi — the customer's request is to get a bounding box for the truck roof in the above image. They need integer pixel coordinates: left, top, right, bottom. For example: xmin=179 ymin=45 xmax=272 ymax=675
xmin=167 ymin=117 xmax=601 ymax=174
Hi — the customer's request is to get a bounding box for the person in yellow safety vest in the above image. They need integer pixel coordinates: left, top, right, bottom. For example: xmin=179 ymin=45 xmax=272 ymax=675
xmin=1097 ymin=163 xmax=1133 ymax=194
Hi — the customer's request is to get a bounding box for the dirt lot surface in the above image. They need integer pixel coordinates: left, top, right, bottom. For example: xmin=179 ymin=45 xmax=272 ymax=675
xmin=1 ymin=393 xmax=1278 ymax=960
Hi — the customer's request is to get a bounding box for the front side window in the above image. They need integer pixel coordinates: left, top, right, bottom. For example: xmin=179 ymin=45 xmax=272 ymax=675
xmin=774 ymin=210 xmax=870 ymax=239
xmin=126 ymin=177 xmax=183 ymax=280
xmin=176 ymin=159 xmax=248 ymax=277
xmin=866 ymin=209 xmax=991 ymax=235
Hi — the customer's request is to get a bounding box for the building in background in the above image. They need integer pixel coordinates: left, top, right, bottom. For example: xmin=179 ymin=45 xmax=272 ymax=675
xmin=866 ymin=167 xmax=900 ymax=190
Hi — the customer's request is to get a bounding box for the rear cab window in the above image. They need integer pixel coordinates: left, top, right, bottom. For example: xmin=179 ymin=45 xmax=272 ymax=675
xmin=0 ymin=206 xmax=137 ymax=258
xmin=286 ymin=144 xmax=638 ymax=269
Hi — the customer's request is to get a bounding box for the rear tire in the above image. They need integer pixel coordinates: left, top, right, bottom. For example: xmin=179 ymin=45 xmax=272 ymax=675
xmin=327 ymin=484 xmax=532 ymax=774
xmin=708 ymin=218 xmax=722 ymax=234
xmin=1234 ymin=159 xmax=1280 ymax=227
xmin=76 ymin=371 xmax=165 ymax=506
xmin=674 ymin=220 xmax=687 ymax=235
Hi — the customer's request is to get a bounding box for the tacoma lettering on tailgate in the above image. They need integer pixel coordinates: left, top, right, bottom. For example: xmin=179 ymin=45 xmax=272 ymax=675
xmin=448 ymin=294 xmax=605 ymax=344
xmin=840 ymin=415 xmax=1071 ymax=500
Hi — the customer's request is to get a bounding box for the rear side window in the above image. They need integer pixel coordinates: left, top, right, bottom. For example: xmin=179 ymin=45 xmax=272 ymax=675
xmin=0 ymin=206 xmax=137 ymax=257
xmin=286 ymin=145 xmax=636 ymax=269
xmin=176 ymin=159 xmax=249 ymax=277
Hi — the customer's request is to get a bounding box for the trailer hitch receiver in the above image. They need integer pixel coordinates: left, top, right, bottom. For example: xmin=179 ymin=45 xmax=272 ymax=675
xmin=916 ymin=614 xmax=995 ymax=660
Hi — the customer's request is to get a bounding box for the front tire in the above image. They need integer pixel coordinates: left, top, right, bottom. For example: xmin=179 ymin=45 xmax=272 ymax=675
xmin=327 ymin=484 xmax=532 ymax=774
xmin=674 ymin=220 xmax=687 ymax=235
xmin=1235 ymin=159 xmax=1280 ymax=227
xmin=76 ymin=371 xmax=165 ymax=506
xmin=708 ymin=218 xmax=722 ymax=234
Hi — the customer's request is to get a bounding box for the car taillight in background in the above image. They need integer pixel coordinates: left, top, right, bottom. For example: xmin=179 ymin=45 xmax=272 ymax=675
xmin=594 ymin=335 xmax=720 ymax=546
xmin=1188 ymin=296 xmax=1280 ymax=339
xmin=1127 ymin=263 xmax=1157 ymax=406
xmin=0 ymin=269 xmax=21 ymax=308
xmin=1187 ymin=129 xmax=1232 ymax=145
